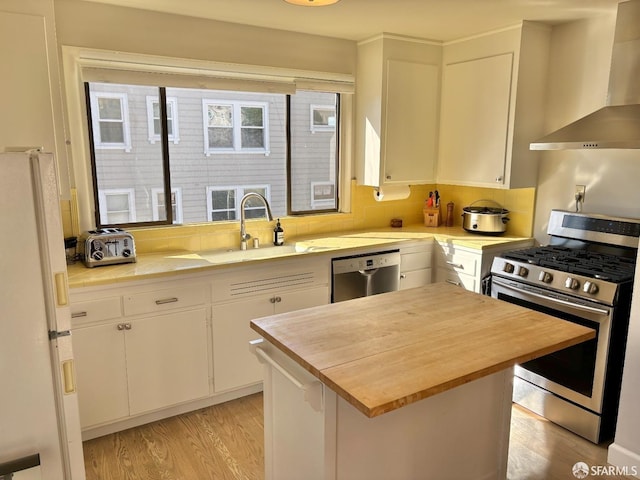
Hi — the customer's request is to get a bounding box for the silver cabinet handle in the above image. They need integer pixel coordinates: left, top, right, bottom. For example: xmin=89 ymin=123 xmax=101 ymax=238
xmin=400 ymin=273 xmax=406 ymax=279
xmin=155 ymin=297 xmax=178 ymax=305
xmin=446 ymin=261 xmax=464 ymax=269
xmin=117 ymin=323 xmax=125 ymax=331
xmin=445 ymin=279 xmax=462 ymax=287
xmin=71 ymin=311 xmax=88 ymax=318
xmin=124 ymin=323 xmax=132 ymax=330
xmin=117 ymin=323 xmax=133 ymax=330
xmin=275 ymin=296 xmax=281 ymax=303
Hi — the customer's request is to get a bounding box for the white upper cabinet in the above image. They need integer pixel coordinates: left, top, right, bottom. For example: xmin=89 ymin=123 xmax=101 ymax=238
xmin=437 ymin=22 xmax=551 ymax=189
xmin=356 ymin=35 xmax=441 ymax=186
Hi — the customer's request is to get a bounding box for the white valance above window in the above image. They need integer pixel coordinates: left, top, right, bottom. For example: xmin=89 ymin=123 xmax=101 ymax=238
xmin=76 ymin=48 xmax=354 ymax=94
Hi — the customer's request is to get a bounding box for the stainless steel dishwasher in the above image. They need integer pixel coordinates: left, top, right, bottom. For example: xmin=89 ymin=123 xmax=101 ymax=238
xmin=331 ymin=250 xmax=401 ymax=303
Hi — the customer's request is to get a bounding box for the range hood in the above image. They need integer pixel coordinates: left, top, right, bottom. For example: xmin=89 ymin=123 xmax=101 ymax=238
xmin=530 ymin=0 xmax=640 ymax=150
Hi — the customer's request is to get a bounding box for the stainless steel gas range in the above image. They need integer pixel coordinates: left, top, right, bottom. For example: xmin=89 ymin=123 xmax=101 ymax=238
xmin=490 ymin=209 xmax=640 ymax=443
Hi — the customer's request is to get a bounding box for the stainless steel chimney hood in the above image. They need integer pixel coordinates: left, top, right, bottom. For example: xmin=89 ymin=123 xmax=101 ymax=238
xmin=530 ymin=0 xmax=640 ymax=150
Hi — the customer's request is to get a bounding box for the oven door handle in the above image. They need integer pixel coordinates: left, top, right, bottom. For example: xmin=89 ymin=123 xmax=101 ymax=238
xmin=492 ymin=278 xmax=611 ymax=316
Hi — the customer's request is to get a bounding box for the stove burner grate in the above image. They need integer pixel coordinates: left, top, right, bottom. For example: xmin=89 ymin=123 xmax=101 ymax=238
xmin=503 ymin=246 xmax=636 ymax=283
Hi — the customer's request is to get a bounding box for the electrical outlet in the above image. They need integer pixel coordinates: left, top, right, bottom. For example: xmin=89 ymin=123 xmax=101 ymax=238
xmin=575 ymin=185 xmax=586 ymax=202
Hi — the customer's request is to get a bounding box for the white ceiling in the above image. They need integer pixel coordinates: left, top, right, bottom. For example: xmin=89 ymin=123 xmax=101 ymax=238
xmin=79 ymin=0 xmax=621 ymax=42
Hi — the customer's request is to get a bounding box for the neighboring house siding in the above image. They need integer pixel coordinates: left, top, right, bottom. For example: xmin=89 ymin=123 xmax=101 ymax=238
xmin=91 ymin=83 xmax=334 ymax=224
xmin=290 ymin=91 xmax=337 ymax=210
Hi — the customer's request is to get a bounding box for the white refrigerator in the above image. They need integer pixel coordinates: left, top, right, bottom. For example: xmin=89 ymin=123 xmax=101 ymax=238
xmin=0 ymin=151 xmax=85 ymax=479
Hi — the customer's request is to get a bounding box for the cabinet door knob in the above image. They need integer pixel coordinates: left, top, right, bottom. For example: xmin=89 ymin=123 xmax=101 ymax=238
xmin=117 ymin=323 xmax=125 ymax=331
xmin=386 ymin=174 xmax=392 ymax=180
xmin=400 ymin=274 xmax=406 ymax=279
xmin=124 ymin=323 xmax=132 ymax=330
xmin=270 ymin=297 xmax=276 ymax=304
xmin=275 ymin=296 xmax=282 ymax=303
xmin=495 ymin=175 xmax=504 ymax=183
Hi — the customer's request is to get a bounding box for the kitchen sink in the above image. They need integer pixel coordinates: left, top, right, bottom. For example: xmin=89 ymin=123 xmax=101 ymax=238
xmin=199 ymin=243 xmax=304 ymax=264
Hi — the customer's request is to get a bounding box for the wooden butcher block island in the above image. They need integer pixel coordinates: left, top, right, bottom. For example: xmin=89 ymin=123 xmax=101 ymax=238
xmin=250 ymin=283 xmax=594 ymax=480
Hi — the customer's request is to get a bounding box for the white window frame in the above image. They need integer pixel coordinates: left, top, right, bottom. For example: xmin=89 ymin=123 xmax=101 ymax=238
xmin=310 ymin=181 xmax=336 ymax=209
xmin=202 ymin=99 xmax=270 ymax=156
xmin=310 ymin=104 xmax=336 ymax=133
xmin=89 ymin=91 xmax=132 ymax=151
xmin=98 ymin=188 xmax=136 ymax=224
xmin=146 ymin=96 xmax=180 ymax=144
xmin=205 ymin=185 xmax=271 ymax=221
xmin=151 ymin=187 xmax=183 ymax=223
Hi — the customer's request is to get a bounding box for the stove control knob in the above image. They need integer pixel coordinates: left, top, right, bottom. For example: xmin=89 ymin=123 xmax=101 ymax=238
xmin=503 ymin=262 xmax=515 ymax=274
xmin=565 ymin=277 xmax=580 ymax=290
xmin=583 ymin=281 xmax=599 ymax=295
xmin=538 ymin=271 xmax=553 ymax=283
xmin=517 ymin=266 xmax=529 ymax=278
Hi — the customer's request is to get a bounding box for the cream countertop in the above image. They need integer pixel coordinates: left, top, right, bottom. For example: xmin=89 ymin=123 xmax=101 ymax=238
xmin=66 ymin=225 xmax=533 ymax=288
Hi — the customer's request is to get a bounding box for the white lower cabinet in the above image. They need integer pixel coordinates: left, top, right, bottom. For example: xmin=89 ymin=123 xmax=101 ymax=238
xmin=399 ymin=241 xmax=433 ymax=290
xmin=125 ymin=309 xmax=210 ymax=415
xmin=435 ymin=239 xmax=534 ymax=293
xmin=73 ymin=322 xmax=129 ymax=428
xmin=72 ymin=307 xmax=210 ymax=428
xmin=212 ymin=260 xmax=330 ymax=393
xmin=71 ymin=255 xmax=330 ymax=435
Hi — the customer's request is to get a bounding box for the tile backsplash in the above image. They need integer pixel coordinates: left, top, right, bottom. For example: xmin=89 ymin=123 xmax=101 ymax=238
xmin=60 ymin=181 xmax=535 ymax=254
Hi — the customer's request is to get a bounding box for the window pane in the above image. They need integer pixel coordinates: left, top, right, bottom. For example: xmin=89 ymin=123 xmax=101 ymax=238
xmin=209 ymin=127 xmax=233 ymax=148
xmin=241 ymin=128 xmax=264 ymax=148
xmin=313 ymin=108 xmax=335 ymax=127
xmin=100 ymin=122 xmax=125 ymax=143
xmin=89 ymin=82 xmax=166 ymax=225
xmin=208 ymin=105 xmax=232 ymax=127
xmin=212 ymin=189 xmax=235 ymax=209
xmin=290 ymin=91 xmax=338 ymax=211
xmin=168 ymin=87 xmax=286 ymax=223
xmin=89 ymin=82 xmax=338 ymax=227
xmin=98 ymin=98 xmax=123 ymax=120
xmin=241 ymin=106 xmax=263 ymax=127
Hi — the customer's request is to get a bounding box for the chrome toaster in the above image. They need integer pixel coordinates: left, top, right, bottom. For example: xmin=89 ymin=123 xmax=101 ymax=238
xmin=80 ymin=228 xmax=137 ymax=267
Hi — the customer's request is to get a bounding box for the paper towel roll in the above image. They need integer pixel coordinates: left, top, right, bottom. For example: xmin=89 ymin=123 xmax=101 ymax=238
xmin=373 ymin=185 xmax=410 ymax=202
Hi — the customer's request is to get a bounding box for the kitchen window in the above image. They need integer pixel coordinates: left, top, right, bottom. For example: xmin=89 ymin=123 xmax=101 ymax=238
xmin=146 ymin=96 xmax=179 ymax=144
xmin=85 ymin=82 xmax=341 ymax=228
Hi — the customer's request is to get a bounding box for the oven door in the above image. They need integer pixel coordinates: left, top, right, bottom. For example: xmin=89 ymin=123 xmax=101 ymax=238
xmin=490 ymin=276 xmax=612 ymax=413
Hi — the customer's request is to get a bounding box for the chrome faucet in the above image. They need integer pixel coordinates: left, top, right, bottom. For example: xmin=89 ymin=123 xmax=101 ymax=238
xmin=239 ymin=192 xmax=273 ymax=250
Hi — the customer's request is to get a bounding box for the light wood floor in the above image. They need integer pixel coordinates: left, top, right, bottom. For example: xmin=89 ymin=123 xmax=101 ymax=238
xmin=83 ymin=393 xmax=634 ymax=480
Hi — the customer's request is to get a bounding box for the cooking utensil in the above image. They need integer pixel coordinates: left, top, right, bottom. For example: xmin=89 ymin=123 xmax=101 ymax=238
xmin=461 ymin=199 xmax=509 ymax=234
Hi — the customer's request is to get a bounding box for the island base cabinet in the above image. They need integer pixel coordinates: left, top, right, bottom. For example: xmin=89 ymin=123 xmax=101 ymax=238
xmin=259 ymin=341 xmax=513 ymax=480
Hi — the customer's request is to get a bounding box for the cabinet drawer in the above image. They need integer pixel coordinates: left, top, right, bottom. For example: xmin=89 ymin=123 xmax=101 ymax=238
xmin=438 ymin=251 xmax=478 ymax=277
xmin=71 ymin=297 xmax=122 ymax=327
xmin=401 ymin=251 xmax=432 ymax=271
xmin=123 ymin=284 xmax=207 ymax=316
xmin=435 ymin=268 xmax=477 ymax=292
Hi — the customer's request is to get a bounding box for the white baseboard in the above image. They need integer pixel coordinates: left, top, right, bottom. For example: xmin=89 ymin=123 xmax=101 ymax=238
xmin=608 ymin=443 xmax=640 ymax=479
xmin=81 ymin=383 xmax=263 ymax=441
